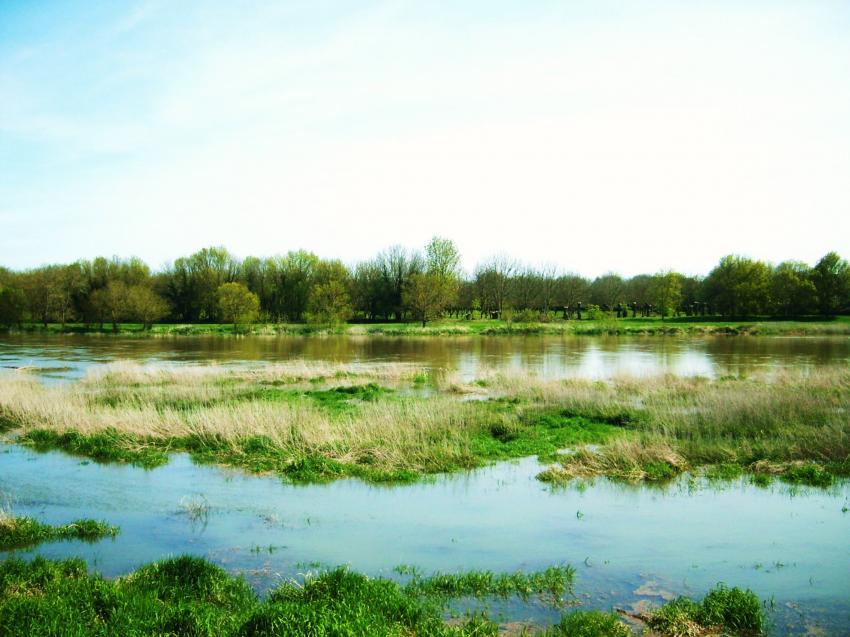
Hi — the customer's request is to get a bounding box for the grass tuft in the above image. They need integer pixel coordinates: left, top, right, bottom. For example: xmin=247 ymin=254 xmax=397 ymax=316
xmin=0 ymin=515 xmax=118 ymax=551
xmin=648 ymin=583 xmax=765 ymax=636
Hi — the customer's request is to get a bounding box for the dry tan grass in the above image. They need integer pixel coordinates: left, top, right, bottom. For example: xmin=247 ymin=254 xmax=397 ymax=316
xmin=2 ymin=361 xmax=848 ymax=479
xmin=0 ymin=366 xmax=487 ymax=473
xmin=84 ymin=360 xmax=424 ymax=386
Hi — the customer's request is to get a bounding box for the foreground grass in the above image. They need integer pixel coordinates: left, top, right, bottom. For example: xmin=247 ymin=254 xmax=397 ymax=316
xmin=0 ymin=362 xmax=848 ymax=486
xmin=0 ymin=555 xmax=764 ymax=636
xmin=11 ymin=315 xmax=850 ymax=337
xmin=0 ymin=515 xmax=118 ymax=551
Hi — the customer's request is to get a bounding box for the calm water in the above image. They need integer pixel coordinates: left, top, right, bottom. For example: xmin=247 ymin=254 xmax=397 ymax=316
xmin=0 ymin=445 xmax=848 ymax=635
xmin=1 ymin=333 xmax=850 ymax=381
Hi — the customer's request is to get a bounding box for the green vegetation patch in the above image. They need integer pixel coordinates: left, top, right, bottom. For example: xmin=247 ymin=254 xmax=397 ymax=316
xmin=0 ymin=516 xmax=118 ymax=551
xmin=404 ymin=565 xmax=574 ymax=605
xmin=780 ymin=463 xmax=835 ymax=488
xmin=647 ymin=583 xmax=765 ymax=636
xmin=0 ymin=556 xmax=768 ymax=637
xmin=470 ymin=412 xmax=626 ymax=463
xmin=541 ymin=610 xmax=631 ymax=637
xmin=20 ymin=428 xmax=169 ymax=469
xmin=0 ymin=556 xmax=572 ymax=637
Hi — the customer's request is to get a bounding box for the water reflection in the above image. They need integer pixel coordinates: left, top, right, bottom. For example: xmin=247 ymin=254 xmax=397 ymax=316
xmin=1 ymin=334 xmax=848 ymax=382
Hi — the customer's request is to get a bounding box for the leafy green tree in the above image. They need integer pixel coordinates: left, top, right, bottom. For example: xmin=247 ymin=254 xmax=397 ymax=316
xmin=648 ymin=271 xmax=682 ymax=318
xmin=425 ymin=236 xmax=462 ymax=280
xmin=217 ymin=282 xmax=260 ymax=332
xmin=771 ymin=261 xmax=816 ymax=316
xmin=703 ymin=255 xmax=771 ymax=316
xmin=274 ymin=250 xmax=319 ymax=321
xmin=413 ymin=236 xmax=463 ymax=322
xmin=403 ymin=273 xmax=455 ymax=327
xmin=308 ymin=281 xmax=353 ymax=325
xmin=127 ymin=285 xmax=170 ymax=330
xmin=812 ymin=252 xmax=850 ymax=315
xmin=307 ymin=260 xmax=353 ymax=325
xmin=0 ymin=284 xmax=26 ymax=327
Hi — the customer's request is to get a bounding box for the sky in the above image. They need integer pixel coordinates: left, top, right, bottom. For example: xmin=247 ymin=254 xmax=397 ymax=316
xmin=1 ymin=0 xmax=849 ymax=277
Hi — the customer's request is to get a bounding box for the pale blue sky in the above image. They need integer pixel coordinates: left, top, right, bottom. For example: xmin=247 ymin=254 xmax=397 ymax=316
xmin=2 ymin=0 xmax=849 ymax=276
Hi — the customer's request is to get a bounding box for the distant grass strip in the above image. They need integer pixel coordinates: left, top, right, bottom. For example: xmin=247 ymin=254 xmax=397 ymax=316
xmin=0 ymin=555 xmax=764 ymax=636
xmin=0 ymin=516 xmax=118 ymax=551
xmin=17 ymin=316 xmax=850 ymax=337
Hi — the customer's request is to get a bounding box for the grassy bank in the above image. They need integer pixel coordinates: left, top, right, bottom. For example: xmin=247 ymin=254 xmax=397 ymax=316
xmin=0 ymin=362 xmax=848 ymax=486
xmin=0 ymin=555 xmax=764 ymax=636
xmin=9 ymin=315 xmax=850 ymax=337
xmin=0 ymin=514 xmax=118 ymax=551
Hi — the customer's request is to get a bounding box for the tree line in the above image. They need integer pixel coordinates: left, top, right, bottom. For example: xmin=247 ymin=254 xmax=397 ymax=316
xmin=1 ymin=239 xmax=849 ymax=329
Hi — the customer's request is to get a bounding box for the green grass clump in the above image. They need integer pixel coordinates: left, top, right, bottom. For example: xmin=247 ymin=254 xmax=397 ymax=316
xmin=470 ymin=412 xmax=624 ymax=464
xmin=780 ymin=463 xmax=835 ymax=488
xmin=0 ymin=556 xmax=580 ymax=636
xmin=20 ymin=429 xmax=168 ymax=469
xmin=404 ymin=565 xmax=574 ymax=605
xmin=750 ymin=472 xmax=774 ymax=488
xmin=0 ymin=516 xmax=118 ymax=550
xmin=705 ymin=463 xmax=744 ymax=481
xmin=648 ymin=583 xmax=765 ymax=636
xmin=542 ymin=610 xmax=631 ymax=637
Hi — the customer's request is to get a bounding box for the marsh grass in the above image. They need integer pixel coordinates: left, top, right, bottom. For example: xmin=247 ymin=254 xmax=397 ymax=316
xmin=403 ymin=566 xmax=575 ymax=606
xmin=1 ymin=363 xmax=848 ymax=485
xmin=0 ymin=556 xmax=565 ymax=637
xmin=0 ymin=555 xmax=766 ymax=636
xmin=0 ymin=513 xmax=118 ymax=551
xmin=647 ymin=584 xmax=765 ymax=636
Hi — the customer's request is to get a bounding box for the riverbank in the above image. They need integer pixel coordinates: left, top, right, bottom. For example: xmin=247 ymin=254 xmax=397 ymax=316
xmin=0 ymin=553 xmax=763 ymax=636
xmin=7 ymin=316 xmax=850 ymax=338
xmin=1 ymin=362 xmax=847 ymax=486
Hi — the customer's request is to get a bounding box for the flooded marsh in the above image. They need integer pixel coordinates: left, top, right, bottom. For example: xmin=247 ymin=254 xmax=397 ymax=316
xmin=0 ymin=334 xmax=849 ymax=634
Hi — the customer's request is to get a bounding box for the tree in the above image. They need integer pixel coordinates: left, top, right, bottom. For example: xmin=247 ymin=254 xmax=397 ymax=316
xmin=703 ymin=255 xmax=771 ymax=316
xmin=91 ymin=281 xmax=130 ymax=331
xmin=351 ymin=260 xmax=387 ymax=320
xmin=812 ymin=252 xmax=850 ymax=315
xmin=404 ymin=273 xmax=454 ymax=327
xmin=306 ymin=259 xmax=353 ymax=325
xmin=307 ymin=280 xmax=353 ymax=325
xmin=648 ymin=271 xmax=682 ymax=318
xmin=590 ymin=274 xmax=625 ymax=309
xmin=217 ymin=282 xmax=259 ymax=332
xmin=772 ymin=261 xmax=816 ymax=316
xmin=555 ymin=274 xmax=590 ymax=315
xmin=474 ymin=255 xmax=516 ymax=317
xmin=21 ymin=267 xmax=63 ymax=327
xmin=0 ymin=284 xmax=25 ymax=327
xmin=127 ymin=285 xmax=170 ymax=330
xmin=425 ymin=236 xmax=462 ymax=280
xmin=376 ymin=246 xmax=424 ymax=320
